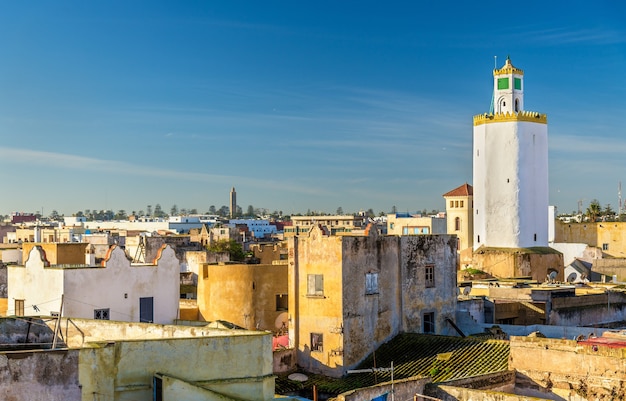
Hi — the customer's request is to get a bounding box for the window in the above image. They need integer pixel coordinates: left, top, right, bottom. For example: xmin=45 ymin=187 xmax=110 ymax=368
xmin=307 ymin=274 xmax=324 ymax=296
xmin=276 ymin=294 xmax=288 ymax=311
xmin=423 ymin=312 xmax=435 ymax=334
xmin=311 ymin=333 xmax=323 ymax=352
xmin=449 ymin=201 xmax=453 ymax=208
xmin=603 ymin=243 xmax=609 ymax=251
xmin=514 ymin=77 xmax=522 ymax=90
xmin=94 ymin=308 xmax=110 ymax=320
xmin=425 ymin=264 xmax=435 ymax=288
xmin=15 ymin=299 xmax=24 ymax=316
xmin=498 ymin=78 xmax=509 ymax=89
xmin=455 ymin=201 xmax=459 ymax=207
xmin=365 ymin=273 xmax=379 ymax=295
xmin=454 ymin=217 xmax=461 ymax=231
xmin=460 ymin=200 xmax=464 ymax=208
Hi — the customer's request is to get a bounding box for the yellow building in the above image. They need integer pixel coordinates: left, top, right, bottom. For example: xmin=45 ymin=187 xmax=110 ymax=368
xmin=554 ymin=220 xmax=626 ymax=258
xmin=197 ymin=262 xmax=288 ymax=331
xmin=443 ymin=183 xmax=473 ymax=253
xmin=284 ymin=215 xmax=366 ymax=237
xmin=288 ymin=225 xmax=458 ymax=377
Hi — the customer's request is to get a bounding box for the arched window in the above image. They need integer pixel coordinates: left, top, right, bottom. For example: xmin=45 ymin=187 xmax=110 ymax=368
xmin=515 ymin=98 xmax=519 ymax=112
xmin=454 ymin=217 xmax=461 ymax=231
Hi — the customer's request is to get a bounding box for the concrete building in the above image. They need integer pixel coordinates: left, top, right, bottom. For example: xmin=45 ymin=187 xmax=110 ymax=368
xmin=0 ymin=317 xmax=275 ymax=401
xmin=8 ymin=244 xmax=179 ymax=324
xmin=386 ymin=213 xmax=446 ymax=236
xmin=285 ymin=215 xmax=367 ymax=237
xmin=288 ymin=225 xmax=458 ymax=377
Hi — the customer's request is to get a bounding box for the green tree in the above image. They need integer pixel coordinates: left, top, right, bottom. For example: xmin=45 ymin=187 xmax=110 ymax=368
xmin=146 ymin=205 xmax=153 ymax=217
xmin=170 ymin=205 xmax=178 ymax=216
xmin=586 ymin=199 xmax=601 ymax=222
xmin=604 ymin=204 xmax=614 ymax=217
xmin=391 ymin=205 xmax=397 ymax=214
xmin=207 ymin=239 xmax=245 ymax=261
xmin=336 ymin=207 xmax=344 ymax=215
xmin=209 ymin=205 xmax=216 ymax=214
xmin=247 ymin=205 xmax=255 ymax=217
xmin=114 ymin=210 xmax=127 ymax=220
xmin=49 ymin=210 xmax=60 ymax=221
xmin=154 ymin=204 xmax=166 ymax=218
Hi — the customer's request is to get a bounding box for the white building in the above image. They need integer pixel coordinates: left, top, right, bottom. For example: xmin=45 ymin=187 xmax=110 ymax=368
xmin=8 ymin=244 xmax=180 ymax=324
xmin=229 ymin=219 xmax=277 ymax=239
xmin=473 ymin=57 xmax=549 ymax=249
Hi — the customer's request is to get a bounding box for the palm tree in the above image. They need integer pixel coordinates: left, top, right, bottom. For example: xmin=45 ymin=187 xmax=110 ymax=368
xmin=586 ymin=199 xmax=601 ymax=222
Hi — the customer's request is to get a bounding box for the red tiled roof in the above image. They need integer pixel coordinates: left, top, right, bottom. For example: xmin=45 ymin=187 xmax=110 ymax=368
xmin=443 ymin=183 xmax=473 ymax=197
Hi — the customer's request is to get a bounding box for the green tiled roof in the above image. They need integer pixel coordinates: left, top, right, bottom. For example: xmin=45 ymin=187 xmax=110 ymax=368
xmin=275 ymin=334 xmax=509 ymax=396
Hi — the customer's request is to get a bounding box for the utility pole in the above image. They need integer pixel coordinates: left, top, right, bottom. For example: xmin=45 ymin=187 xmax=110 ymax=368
xmin=348 ymin=362 xmax=394 ymax=401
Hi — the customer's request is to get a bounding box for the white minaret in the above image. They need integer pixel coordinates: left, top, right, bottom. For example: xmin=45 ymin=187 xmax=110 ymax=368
xmin=473 ymin=57 xmax=548 ymax=249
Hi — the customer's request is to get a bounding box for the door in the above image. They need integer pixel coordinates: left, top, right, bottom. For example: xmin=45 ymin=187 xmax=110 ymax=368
xmin=140 ymin=297 xmax=154 ymax=323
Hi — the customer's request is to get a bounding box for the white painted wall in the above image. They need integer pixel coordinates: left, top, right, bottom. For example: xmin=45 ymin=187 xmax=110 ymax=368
xmin=473 ymin=120 xmax=548 ymax=248
xmin=8 ymin=245 xmax=180 ymax=324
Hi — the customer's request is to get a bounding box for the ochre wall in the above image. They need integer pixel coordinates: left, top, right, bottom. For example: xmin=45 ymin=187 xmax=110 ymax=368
xmin=472 ymin=248 xmax=563 ymax=281
xmin=554 ymin=221 xmax=626 ymax=257
xmin=197 ymin=263 xmax=288 ymax=331
xmin=22 ymin=243 xmax=88 ymax=265
xmin=509 ymin=336 xmax=626 ymax=399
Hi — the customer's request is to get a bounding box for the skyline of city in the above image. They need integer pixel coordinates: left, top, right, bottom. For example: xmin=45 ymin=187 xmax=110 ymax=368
xmin=1 ymin=2 xmax=625 ymax=216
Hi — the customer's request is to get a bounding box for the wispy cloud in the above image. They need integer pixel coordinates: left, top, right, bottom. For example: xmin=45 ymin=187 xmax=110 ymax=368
xmin=509 ymin=26 xmax=626 ymax=46
xmin=0 ymin=147 xmax=327 ymax=195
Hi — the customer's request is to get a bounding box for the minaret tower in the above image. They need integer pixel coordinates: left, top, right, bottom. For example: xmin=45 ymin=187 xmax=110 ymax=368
xmin=229 ymin=187 xmax=237 ymax=218
xmin=473 ymin=57 xmax=548 ymax=249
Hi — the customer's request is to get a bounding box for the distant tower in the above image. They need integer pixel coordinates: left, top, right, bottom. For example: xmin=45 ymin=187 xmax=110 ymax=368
xmin=229 ymin=187 xmax=237 ymax=218
xmin=473 ymin=57 xmax=548 ymax=249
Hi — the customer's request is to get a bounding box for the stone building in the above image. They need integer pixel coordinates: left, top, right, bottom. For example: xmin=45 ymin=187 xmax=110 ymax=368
xmin=288 ymin=225 xmax=458 ymax=377
xmin=386 ymin=213 xmax=446 ymax=236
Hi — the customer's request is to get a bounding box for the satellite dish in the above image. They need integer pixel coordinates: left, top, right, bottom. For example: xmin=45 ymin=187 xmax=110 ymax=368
xmin=566 ymin=273 xmax=577 ymax=283
xmin=288 ymin=373 xmax=308 ymax=382
xmin=463 ymin=286 xmax=471 ymax=296
xmin=274 ymin=312 xmax=288 ymax=329
xmin=549 ymin=271 xmax=558 ymax=281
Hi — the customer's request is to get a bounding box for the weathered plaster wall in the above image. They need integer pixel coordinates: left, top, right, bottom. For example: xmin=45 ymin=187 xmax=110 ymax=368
xmin=289 ymin=228 xmax=458 ymax=377
xmin=0 ymin=349 xmax=81 ymax=401
xmin=549 ymin=292 xmax=626 ymax=326
xmin=509 ymin=336 xmax=626 ymax=400
xmin=400 ymin=235 xmax=458 ymax=334
xmin=341 ymin=235 xmax=402 ymax=367
xmin=198 ymin=263 xmax=288 ymax=331
xmin=554 ymin=221 xmax=626 ymax=258
xmin=273 ymin=348 xmax=297 ymax=374
xmin=472 ymin=248 xmax=563 ymax=282
xmin=81 ymin=333 xmax=274 ymax=401
xmin=336 ymin=375 xmax=430 ymax=401
xmin=288 ymin=227 xmax=345 ymax=376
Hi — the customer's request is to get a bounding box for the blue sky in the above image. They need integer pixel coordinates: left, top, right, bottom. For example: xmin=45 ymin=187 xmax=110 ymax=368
xmin=1 ymin=1 xmax=625 ymax=217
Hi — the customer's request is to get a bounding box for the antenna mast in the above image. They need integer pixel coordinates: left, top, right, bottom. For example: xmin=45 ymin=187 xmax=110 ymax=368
xmin=619 ymin=181 xmax=623 ymax=217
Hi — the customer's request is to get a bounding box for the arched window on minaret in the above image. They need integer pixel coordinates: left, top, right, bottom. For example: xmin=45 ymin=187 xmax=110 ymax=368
xmin=515 ymin=98 xmax=519 ymax=112
xmin=455 ymin=217 xmax=461 ymax=231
